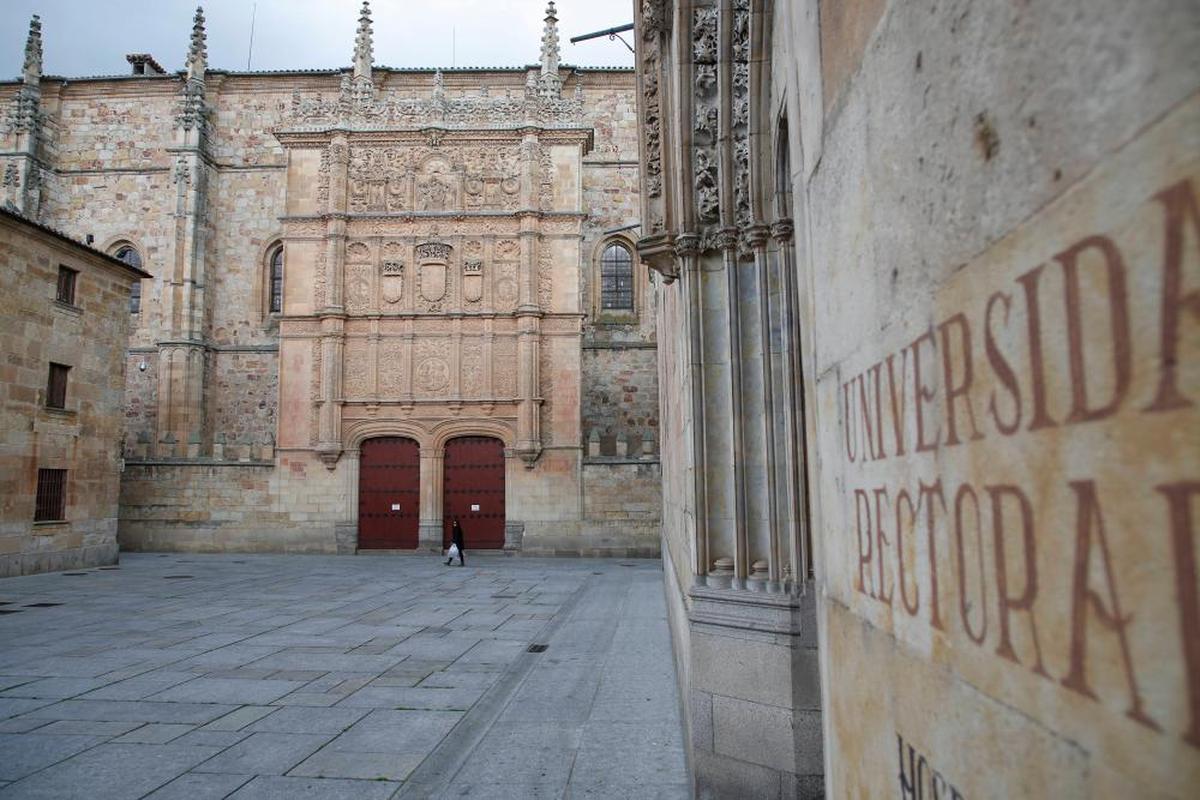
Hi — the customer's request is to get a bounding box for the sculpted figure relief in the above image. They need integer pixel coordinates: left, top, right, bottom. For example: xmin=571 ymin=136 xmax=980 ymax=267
xmin=417 ymin=159 xmax=454 ymax=211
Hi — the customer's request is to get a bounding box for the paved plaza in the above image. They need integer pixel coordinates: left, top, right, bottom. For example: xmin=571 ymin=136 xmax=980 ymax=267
xmin=0 ymin=553 xmax=688 ymax=799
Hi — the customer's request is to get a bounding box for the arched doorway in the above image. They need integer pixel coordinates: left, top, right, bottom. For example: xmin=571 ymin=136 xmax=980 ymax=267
xmin=442 ymin=436 xmax=506 ymax=549
xmin=358 ymin=436 xmax=420 ymax=549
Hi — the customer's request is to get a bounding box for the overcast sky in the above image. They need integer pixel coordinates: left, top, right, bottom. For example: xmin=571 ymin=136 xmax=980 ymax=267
xmin=1 ymin=0 xmax=635 ymax=79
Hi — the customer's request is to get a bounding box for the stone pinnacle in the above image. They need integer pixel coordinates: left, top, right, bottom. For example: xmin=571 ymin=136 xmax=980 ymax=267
xmin=354 ymin=1 xmax=374 ymax=80
xmin=23 ymin=14 xmax=43 ymax=84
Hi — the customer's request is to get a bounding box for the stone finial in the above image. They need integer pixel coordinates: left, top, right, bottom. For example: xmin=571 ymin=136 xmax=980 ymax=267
xmin=186 ymin=6 xmax=207 ymax=82
xmin=353 ymin=1 xmax=373 ymax=80
xmin=538 ymin=2 xmax=561 ymax=98
xmin=432 ymin=68 xmax=445 ymax=103
xmin=22 ymin=15 xmax=43 ymax=85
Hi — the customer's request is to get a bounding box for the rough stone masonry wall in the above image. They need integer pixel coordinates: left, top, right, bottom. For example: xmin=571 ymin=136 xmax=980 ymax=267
xmin=582 ymin=346 xmax=659 ymax=456
xmin=0 ymin=217 xmax=135 ymax=575
xmin=789 ymin=0 xmax=1200 ymax=797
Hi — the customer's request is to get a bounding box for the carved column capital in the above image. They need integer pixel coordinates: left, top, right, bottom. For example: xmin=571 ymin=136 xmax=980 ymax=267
xmin=672 ymin=232 xmax=701 ymax=258
xmin=770 ymin=218 xmax=794 ymax=244
xmin=714 ymin=227 xmax=739 ymax=253
xmin=743 ymin=223 xmax=770 ymax=249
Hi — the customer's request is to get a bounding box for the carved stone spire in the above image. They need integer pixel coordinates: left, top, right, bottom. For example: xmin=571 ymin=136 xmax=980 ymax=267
xmin=353 ymin=1 xmax=373 ymax=81
xmin=22 ymin=14 xmax=43 ymax=85
xmin=186 ymin=6 xmax=207 ymax=82
xmin=11 ymin=15 xmax=44 ymax=137
xmin=177 ymin=6 xmax=208 ymax=132
xmin=538 ymin=2 xmax=561 ymax=98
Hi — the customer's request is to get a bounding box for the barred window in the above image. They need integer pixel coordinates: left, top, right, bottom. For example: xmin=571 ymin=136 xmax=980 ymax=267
xmin=269 ymin=246 xmax=284 ymax=313
xmin=46 ymin=363 xmax=69 ymax=409
xmin=600 ymin=243 xmax=634 ymax=311
xmin=56 ymin=265 xmax=77 ymax=305
xmin=35 ymin=468 xmax=67 ymax=522
xmin=114 ymin=246 xmax=144 ymax=314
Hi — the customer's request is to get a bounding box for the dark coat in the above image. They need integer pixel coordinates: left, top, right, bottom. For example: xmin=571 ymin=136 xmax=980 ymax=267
xmin=451 ymin=521 xmax=465 ymax=550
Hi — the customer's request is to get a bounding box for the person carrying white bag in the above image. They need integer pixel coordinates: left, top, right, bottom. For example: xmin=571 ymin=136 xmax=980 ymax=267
xmin=445 ymin=518 xmax=466 ymax=567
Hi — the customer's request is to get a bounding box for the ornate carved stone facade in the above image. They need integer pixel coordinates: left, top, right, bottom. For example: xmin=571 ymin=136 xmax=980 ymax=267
xmin=0 ymin=3 xmax=658 ymax=557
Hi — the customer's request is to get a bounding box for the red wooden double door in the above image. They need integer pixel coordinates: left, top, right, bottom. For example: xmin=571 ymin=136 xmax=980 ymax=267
xmin=357 ymin=435 xmax=505 ymax=550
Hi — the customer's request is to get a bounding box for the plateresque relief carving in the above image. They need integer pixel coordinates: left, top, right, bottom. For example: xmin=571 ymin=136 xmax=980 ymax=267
xmin=346 ymin=263 xmax=374 ymax=313
xmin=692 ymin=8 xmax=720 ymax=228
xmin=414 ymin=339 xmax=452 ymax=395
xmin=417 ymin=158 xmax=455 ymax=211
xmin=463 ymin=258 xmax=484 ymax=305
xmin=415 ymin=241 xmax=453 ymax=312
xmin=381 ymin=259 xmax=404 ymax=305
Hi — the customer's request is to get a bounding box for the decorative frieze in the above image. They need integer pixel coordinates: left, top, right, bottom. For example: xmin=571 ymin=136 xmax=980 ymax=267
xmin=285 ymin=78 xmax=585 ymax=132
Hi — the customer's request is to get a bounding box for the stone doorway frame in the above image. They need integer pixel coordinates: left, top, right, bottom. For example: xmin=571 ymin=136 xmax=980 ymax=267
xmin=339 ymin=419 xmax=518 ymax=553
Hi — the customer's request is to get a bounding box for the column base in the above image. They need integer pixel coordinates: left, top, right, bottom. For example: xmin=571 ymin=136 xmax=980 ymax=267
xmin=418 ymin=522 xmax=443 ymax=552
xmin=686 ymin=586 xmax=824 ymax=799
xmin=334 ymin=522 xmax=357 ymax=555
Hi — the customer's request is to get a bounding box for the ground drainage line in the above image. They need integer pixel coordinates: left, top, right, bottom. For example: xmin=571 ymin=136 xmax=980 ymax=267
xmin=393 ymin=572 xmax=596 ymax=799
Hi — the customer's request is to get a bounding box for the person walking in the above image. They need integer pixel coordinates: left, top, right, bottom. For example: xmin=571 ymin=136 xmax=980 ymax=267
xmin=446 ymin=517 xmax=466 ymax=567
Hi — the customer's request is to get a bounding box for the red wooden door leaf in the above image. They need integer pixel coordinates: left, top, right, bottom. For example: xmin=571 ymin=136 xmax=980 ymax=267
xmin=442 ymin=436 xmax=506 ymax=549
xmin=358 ymin=437 xmax=420 ymax=549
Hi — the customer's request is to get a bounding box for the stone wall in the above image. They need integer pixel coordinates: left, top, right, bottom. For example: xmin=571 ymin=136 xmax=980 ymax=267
xmin=802 ymin=0 xmax=1200 ymax=794
xmin=0 ymin=211 xmax=142 ymax=576
xmin=118 ymin=461 xmax=327 ymax=554
xmin=582 ymin=344 xmax=659 ymax=456
xmin=639 ymin=0 xmax=1200 ymax=797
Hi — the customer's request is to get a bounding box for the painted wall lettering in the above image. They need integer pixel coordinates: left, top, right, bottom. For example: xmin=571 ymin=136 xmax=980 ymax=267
xmin=844 ymin=177 xmax=1200 ymax=751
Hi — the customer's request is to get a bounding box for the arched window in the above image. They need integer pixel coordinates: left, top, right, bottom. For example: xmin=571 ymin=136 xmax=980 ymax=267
xmin=600 ymin=242 xmax=634 ymax=311
xmin=113 ymin=245 xmax=144 ymax=314
xmin=268 ymin=246 xmax=284 ymax=314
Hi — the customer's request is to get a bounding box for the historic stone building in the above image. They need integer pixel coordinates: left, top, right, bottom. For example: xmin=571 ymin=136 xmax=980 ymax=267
xmin=635 ymin=0 xmax=1198 ymax=797
xmin=1 ymin=3 xmax=660 ymax=557
xmin=0 ymin=207 xmax=150 ymax=576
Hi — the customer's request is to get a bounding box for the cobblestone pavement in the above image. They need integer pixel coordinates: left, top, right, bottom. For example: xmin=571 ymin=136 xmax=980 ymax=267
xmin=0 ymin=553 xmax=688 ymax=799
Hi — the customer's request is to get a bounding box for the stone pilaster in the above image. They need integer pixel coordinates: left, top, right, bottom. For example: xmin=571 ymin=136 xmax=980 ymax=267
xmin=418 ymin=448 xmax=444 ymax=550
xmin=157 ymin=6 xmax=211 ymax=452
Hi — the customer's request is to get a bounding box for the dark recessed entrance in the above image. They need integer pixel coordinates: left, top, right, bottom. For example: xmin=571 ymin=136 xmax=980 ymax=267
xmin=443 ymin=436 xmax=506 ymax=550
xmin=358 ymin=436 xmax=421 ymax=549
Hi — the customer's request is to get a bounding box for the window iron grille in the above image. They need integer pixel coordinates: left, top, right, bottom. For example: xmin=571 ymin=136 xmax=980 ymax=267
xmin=34 ymin=468 xmax=67 ymax=522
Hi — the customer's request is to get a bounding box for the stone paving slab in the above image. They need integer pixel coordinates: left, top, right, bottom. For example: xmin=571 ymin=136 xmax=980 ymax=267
xmin=0 ymin=553 xmax=687 ymax=799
